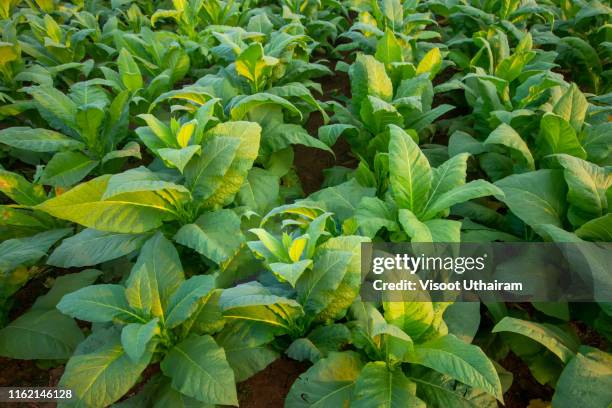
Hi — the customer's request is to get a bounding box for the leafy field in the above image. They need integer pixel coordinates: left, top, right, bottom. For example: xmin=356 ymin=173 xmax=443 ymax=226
xmin=0 ymin=0 xmax=610 ymax=407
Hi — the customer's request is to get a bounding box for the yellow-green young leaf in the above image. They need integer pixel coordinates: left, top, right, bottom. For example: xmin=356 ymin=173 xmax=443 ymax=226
xmin=307 ymin=235 xmax=370 ymax=323
xmin=43 ymin=15 xmax=62 ymax=43
xmin=349 ymin=54 xmax=393 ymax=113
xmin=416 ymin=48 xmax=442 ymax=79
xmin=389 ymin=124 xmax=432 ymax=214
xmin=125 ymin=232 xmax=184 ymax=321
xmin=0 ymin=42 xmax=18 ymax=65
xmin=375 ymin=28 xmax=403 ymax=66
xmin=59 ymin=334 xmax=152 ymax=408
xmin=176 ymin=119 xmax=196 ymax=147
xmin=160 ymin=335 xmax=238 ymax=406
xmin=117 ymin=48 xmax=143 ymax=92
xmin=235 ymin=43 xmax=278 ymax=89
xmin=553 ymin=84 xmax=588 ymax=132
xmin=288 ymin=236 xmax=307 ymax=262
xmin=35 ymin=175 xmax=178 ymax=233
xmin=198 ymin=121 xmax=261 ymax=208
xmin=157 ymin=145 xmax=201 ymax=173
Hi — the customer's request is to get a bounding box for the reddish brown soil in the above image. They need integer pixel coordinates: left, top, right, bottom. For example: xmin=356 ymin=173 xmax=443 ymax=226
xmin=237 ymin=357 xmax=309 ymax=408
xmin=499 ymin=352 xmax=554 ymax=408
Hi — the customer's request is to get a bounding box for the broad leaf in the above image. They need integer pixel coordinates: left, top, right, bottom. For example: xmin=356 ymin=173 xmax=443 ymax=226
xmin=352 ymin=362 xmax=425 ymax=408
xmin=160 ymin=335 xmax=238 ymax=406
xmin=285 ymin=351 xmax=363 ymax=408
xmin=407 ymin=334 xmax=503 ymax=401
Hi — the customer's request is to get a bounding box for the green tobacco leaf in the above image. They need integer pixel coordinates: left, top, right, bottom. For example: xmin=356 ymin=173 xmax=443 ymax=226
xmin=422 ymin=180 xmax=503 ymax=220
xmin=40 ymin=151 xmax=98 ymax=187
xmin=553 ymin=84 xmax=588 ymax=132
xmin=158 ymin=146 xmax=201 ymax=173
xmin=118 ymin=49 xmax=143 ymax=92
xmin=483 ymin=123 xmax=534 ymax=171
xmin=165 ymin=275 xmax=215 ymax=329
xmin=23 ymin=85 xmax=77 ymax=130
xmin=553 ymin=154 xmax=610 ymax=227
xmin=389 ymin=124 xmax=432 ymax=214
xmin=125 ymin=232 xmax=184 ymax=321
xmin=422 ymin=153 xmax=469 ymax=213
xmin=48 ymin=229 xmax=150 ymax=268
xmin=0 ymin=170 xmax=47 ymax=205
xmin=136 ymin=114 xmax=176 ymax=149
xmin=349 ymin=54 xmax=393 ymax=113
xmin=174 ymin=209 xmax=244 ymax=265
xmin=551 ymin=346 xmax=612 ymax=408
xmin=309 ymin=178 xmax=376 ymax=222
xmin=121 ymin=318 xmax=159 ymax=362
xmin=269 ymin=260 xmax=312 ymax=287
xmin=235 ymin=43 xmax=277 ymax=90
xmin=297 ymin=249 xmax=353 ymax=316
xmin=0 ymin=127 xmax=83 ymax=152
xmin=0 ymin=228 xmax=71 ymax=274
xmin=443 ymin=302 xmax=481 ymax=344
xmin=229 ymin=94 xmax=300 ymax=121
xmin=352 ymin=362 xmax=425 ymax=408
xmin=407 ymin=334 xmax=503 ymax=401
xmin=160 ymin=335 xmax=238 ymax=406
xmin=287 ymin=324 xmax=352 ymax=363
xmin=59 ymin=334 xmax=151 ymax=408
xmin=219 ymin=282 xmax=303 ymax=333
xmin=285 ymin=351 xmax=363 ymax=408
xmin=57 ymin=284 xmax=139 ymax=323
xmin=375 ymin=29 xmax=403 ymax=66
xmin=414 ymin=370 xmax=499 ymax=408
xmin=354 ymin=196 xmax=399 ymax=238
xmin=537 ymin=114 xmax=586 ymax=159
xmin=187 ymin=121 xmax=261 ymax=208
xmin=216 ymin=321 xmax=278 ymax=382
xmin=101 ymin=141 xmax=141 ymax=164
xmin=236 ymin=168 xmax=280 ymax=214
xmin=36 ymin=175 xmax=179 ymax=233
xmin=575 ymin=214 xmax=612 ymax=241
xmin=492 ymin=317 xmax=578 ymax=363
xmin=299 ymin=236 xmax=369 ymax=323
xmin=416 ymin=48 xmax=442 ymax=79
xmin=360 ymin=96 xmax=403 ymax=134
xmin=398 ymin=209 xmax=433 ymax=242
xmin=0 ymin=309 xmax=84 ymax=359
xmin=102 ymin=167 xmax=190 ymax=199
xmin=495 ymin=170 xmax=567 ymax=229
xmin=33 ymin=269 xmax=102 ymax=310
